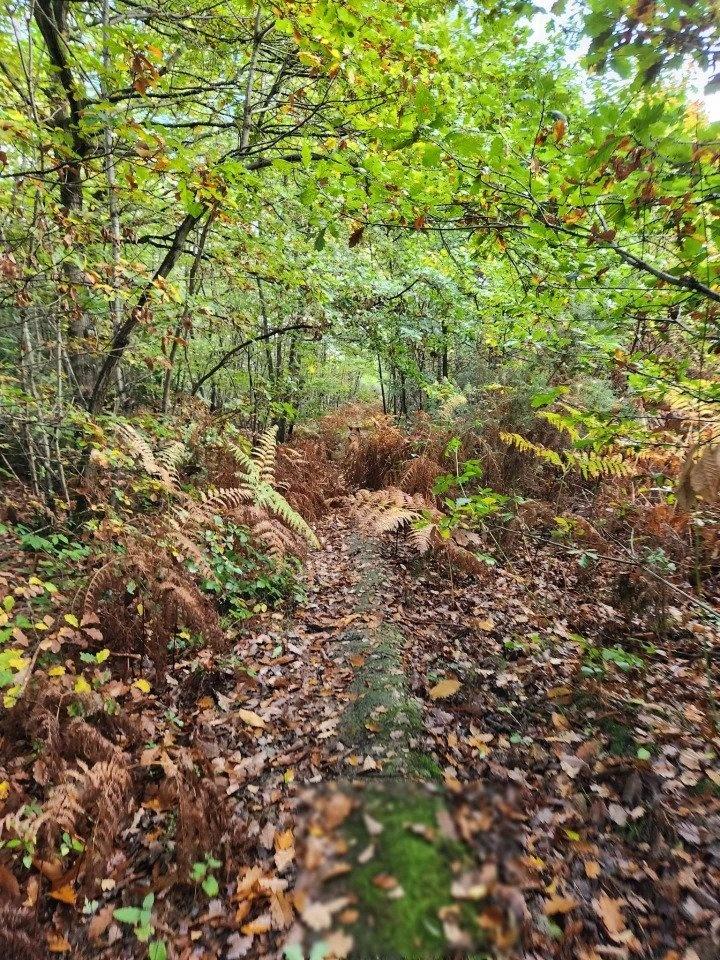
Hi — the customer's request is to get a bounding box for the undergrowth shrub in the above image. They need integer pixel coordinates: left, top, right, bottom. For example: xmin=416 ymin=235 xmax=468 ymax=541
xmin=352 ymin=487 xmax=492 ymax=575
xmin=200 ymin=520 xmax=306 ymax=622
xmin=79 ymin=424 xmax=319 ymax=679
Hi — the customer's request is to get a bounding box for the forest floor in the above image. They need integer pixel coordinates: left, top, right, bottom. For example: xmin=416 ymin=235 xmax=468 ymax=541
xmin=3 ymin=503 xmax=720 ymax=959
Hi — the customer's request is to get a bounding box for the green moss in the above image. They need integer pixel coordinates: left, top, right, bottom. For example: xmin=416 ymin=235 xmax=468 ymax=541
xmin=691 ymin=776 xmax=720 ymax=798
xmin=599 ymin=717 xmax=637 ymax=756
xmin=408 ymin=751 xmax=444 ymax=782
xmin=338 ymin=624 xmax=423 ymax=770
xmin=342 ymin=785 xmax=481 ymax=958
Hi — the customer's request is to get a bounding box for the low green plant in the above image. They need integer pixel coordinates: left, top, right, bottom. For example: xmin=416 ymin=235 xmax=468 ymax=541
xmin=113 ymin=892 xmax=166 ymax=958
xmin=191 ymin=854 xmax=222 ymax=897
xmin=433 ymin=448 xmax=511 ymax=536
xmin=577 ymin=638 xmax=645 ymax=678
xmin=200 ymin=520 xmax=305 ymax=621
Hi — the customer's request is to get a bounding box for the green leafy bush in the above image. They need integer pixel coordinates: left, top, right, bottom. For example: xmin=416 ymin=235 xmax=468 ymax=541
xmin=199 ymin=520 xmax=305 ymax=621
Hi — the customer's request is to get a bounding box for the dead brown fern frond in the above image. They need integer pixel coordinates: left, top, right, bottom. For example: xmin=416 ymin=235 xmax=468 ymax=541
xmin=352 ymin=488 xmax=487 ymax=577
xmin=35 ymin=775 xmax=84 ymax=850
xmin=84 ymin=756 xmax=133 ymax=879
xmin=353 ymin=488 xmax=435 ymax=535
xmin=83 ymin=550 xmax=226 ymax=682
xmin=175 ymin=750 xmax=226 ymax=874
xmin=275 ymin=438 xmax=345 ymax=521
xmin=343 ymin=425 xmax=409 ymax=490
xmin=396 ymin=456 xmax=444 ymax=498
xmin=441 ymin=539 xmax=489 ymax=576
xmin=0 ymin=907 xmax=43 ymax=960
xmin=116 ymin=424 xmax=186 ymax=494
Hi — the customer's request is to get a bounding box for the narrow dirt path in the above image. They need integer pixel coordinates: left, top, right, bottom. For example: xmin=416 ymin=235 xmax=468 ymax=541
xmin=227 ymin=507 xmax=720 ymax=959
xmin=226 ymin=512 xmax=488 ymax=957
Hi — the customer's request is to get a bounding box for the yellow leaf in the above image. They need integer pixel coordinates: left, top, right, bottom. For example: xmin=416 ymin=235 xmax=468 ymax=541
xmin=50 ymin=883 xmax=76 ymax=905
xmin=133 ymin=678 xmax=151 ymax=694
xmin=275 ymin=829 xmax=294 ymax=850
xmin=0 ymin=781 xmax=9 ymax=800
xmin=95 ymin=649 xmax=110 ymax=664
xmin=74 ymin=676 xmax=91 ymax=694
xmin=63 ymin=614 xmax=79 ymax=628
xmin=48 ymin=666 xmax=66 ymax=677
xmin=47 ymin=933 xmax=72 ymax=953
xmin=429 ymin=678 xmax=462 ymax=700
xmin=237 ymin=708 xmax=265 ymax=729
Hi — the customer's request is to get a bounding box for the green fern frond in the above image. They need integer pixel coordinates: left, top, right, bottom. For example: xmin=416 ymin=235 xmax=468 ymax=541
xmin=537 ymin=410 xmax=581 ymax=442
xmin=563 ymin=450 xmax=631 ymax=479
xmin=116 ymin=424 xmax=184 ymax=493
xmin=499 ymin=432 xmax=563 ymax=468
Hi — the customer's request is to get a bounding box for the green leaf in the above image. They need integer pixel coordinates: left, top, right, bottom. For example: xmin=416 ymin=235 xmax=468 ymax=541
xmin=113 ymin=906 xmax=143 ymax=925
xmin=149 ymin=942 xmax=168 ymax=960
xmin=202 ymin=874 xmax=219 ymax=897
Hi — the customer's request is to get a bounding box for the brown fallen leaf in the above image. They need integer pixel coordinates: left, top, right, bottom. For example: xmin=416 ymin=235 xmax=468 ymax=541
xmin=560 ymin=754 xmax=585 ymax=779
xmin=372 ymin=873 xmax=398 ymax=890
xmin=237 ymin=708 xmax=266 ymax=729
xmin=88 ymin=906 xmax=114 ymax=942
xmin=49 ymin=883 xmax=76 ymax=905
xmin=269 ymin=890 xmax=294 ymax=929
xmin=23 ymin=875 xmax=39 ymax=908
xmin=34 ymin=857 xmax=64 ymax=882
xmin=544 ymin=895 xmax=578 ymax=916
xmin=593 ymin=892 xmax=626 ymax=937
xmin=363 ymin=813 xmax=384 ymax=837
xmin=47 ymin=933 xmax=72 ymax=953
xmin=275 ymin=829 xmax=294 ymax=850
xmin=301 ymin=900 xmax=332 ymax=931
xmin=324 ymin=929 xmax=354 ymax=959
xmin=259 ymin=821 xmax=276 ymax=850
xmin=551 ymin=711 xmax=569 ymax=731
xmin=584 ymin=860 xmax=601 ymax=879
xmin=323 ymin=791 xmax=353 ymax=829
xmin=0 ymin=863 xmax=20 ymax=901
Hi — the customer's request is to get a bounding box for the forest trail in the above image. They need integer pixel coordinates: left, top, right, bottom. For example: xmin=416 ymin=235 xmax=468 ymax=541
xmin=2 ymin=482 xmax=719 ymax=960
xmin=219 ymin=507 xmax=720 ymax=959
xmin=235 ymin=511 xmax=497 ymax=958
xmin=4 ymin=0 xmax=720 ymax=956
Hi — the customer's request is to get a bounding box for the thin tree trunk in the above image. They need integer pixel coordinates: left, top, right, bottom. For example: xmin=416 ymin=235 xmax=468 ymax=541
xmin=377 ymin=354 xmax=387 ymax=414
xmin=102 ymin=0 xmax=124 ymax=406
xmin=161 ymin=214 xmax=214 ymax=412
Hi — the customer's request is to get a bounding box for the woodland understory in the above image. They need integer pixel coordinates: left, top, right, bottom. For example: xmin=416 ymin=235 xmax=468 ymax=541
xmin=2 ymin=0 xmax=720 ymax=958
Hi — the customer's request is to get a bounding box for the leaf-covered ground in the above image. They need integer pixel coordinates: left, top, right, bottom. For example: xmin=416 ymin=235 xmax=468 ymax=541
xmin=1 ymin=503 xmax=720 ymax=959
